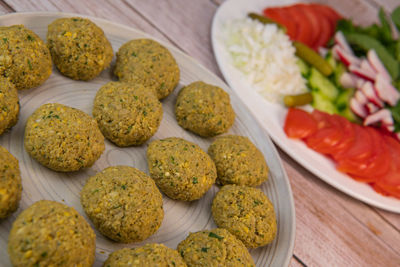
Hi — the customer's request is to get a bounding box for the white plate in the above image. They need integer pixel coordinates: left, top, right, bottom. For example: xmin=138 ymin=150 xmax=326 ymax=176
xmin=212 ymin=0 xmax=400 ymax=213
xmin=0 ymin=12 xmax=295 ymax=267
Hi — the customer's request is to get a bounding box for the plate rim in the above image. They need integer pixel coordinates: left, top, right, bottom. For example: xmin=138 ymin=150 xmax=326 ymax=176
xmin=211 ymin=0 xmax=400 ymax=213
xmin=0 ymin=11 xmax=296 ymax=267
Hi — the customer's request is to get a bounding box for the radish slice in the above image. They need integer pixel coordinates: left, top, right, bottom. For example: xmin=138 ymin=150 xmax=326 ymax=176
xmin=350 ymin=98 xmax=368 ymax=118
xmin=363 ymin=109 xmax=394 ymax=127
xmin=375 ymin=74 xmax=400 ymax=106
xmin=354 ymin=90 xmax=369 ymax=105
xmin=349 ymin=64 xmax=375 ymax=81
xmin=382 ymin=124 xmax=395 ymax=132
xmin=365 ymin=102 xmax=379 ymax=114
xmin=361 ymin=82 xmax=384 ymax=108
xmin=360 ymin=59 xmax=377 ymax=77
xmin=333 ymin=45 xmax=361 ymax=67
xmin=356 ymin=78 xmax=366 ymax=89
xmin=340 ymin=72 xmax=357 ymax=88
xmin=334 ymin=31 xmax=354 ymax=55
xmin=368 ymin=50 xmax=392 ymax=82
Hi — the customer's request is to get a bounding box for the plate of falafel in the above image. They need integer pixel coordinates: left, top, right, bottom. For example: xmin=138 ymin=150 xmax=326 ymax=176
xmin=0 ymin=12 xmax=295 ymax=267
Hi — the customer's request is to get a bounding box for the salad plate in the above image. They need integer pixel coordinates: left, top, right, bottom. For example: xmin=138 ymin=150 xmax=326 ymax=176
xmin=0 ymin=12 xmax=295 ymax=267
xmin=212 ymin=0 xmax=400 ymax=213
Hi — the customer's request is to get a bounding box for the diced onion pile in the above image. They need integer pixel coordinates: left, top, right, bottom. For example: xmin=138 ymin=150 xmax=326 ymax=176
xmin=223 ymin=18 xmax=307 ymax=103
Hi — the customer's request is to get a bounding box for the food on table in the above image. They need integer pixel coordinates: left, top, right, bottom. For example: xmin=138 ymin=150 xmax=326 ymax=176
xmin=47 ymin=17 xmax=113 ymax=81
xmin=293 ymin=41 xmax=333 ymax=76
xmin=0 ymin=77 xmax=19 ymax=135
xmin=24 ymin=103 xmax=105 ymax=172
xmin=0 ymin=145 xmax=21 ymax=219
xmin=222 ymin=17 xmax=307 ymax=103
xmin=147 ymin=137 xmax=216 ymax=201
xmin=114 ymin=38 xmax=180 ymax=100
xmin=8 ymin=200 xmax=95 ymax=267
xmin=104 ymin=244 xmax=187 ymax=267
xmin=207 ymin=135 xmax=268 ymax=186
xmin=177 ymin=228 xmax=254 ymax=267
xmin=283 ymin=92 xmax=313 ymax=107
xmin=93 ymin=81 xmax=163 ymax=146
xmin=211 ymin=185 xmax=277 ymax=248
xmin=0 ymin=25 xmax=52 ymax=90
xmin=81 ymin=166 xmax=164 ymax=243
xmin=284 ymin=108 xmax=400 ymax=199
xmin=175 ymin=81 xmax=235 ymax=137
xmin=263 ymin=3 xmax=342 ymax=50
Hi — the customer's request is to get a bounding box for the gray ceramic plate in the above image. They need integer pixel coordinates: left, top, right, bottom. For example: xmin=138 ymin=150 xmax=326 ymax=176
xmin=0 ymin=12 xmax=295 ymax=267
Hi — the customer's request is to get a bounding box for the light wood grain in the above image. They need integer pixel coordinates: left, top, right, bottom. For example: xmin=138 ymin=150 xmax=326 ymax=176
xmin=1 ymin=0 xmax=400 ymax=266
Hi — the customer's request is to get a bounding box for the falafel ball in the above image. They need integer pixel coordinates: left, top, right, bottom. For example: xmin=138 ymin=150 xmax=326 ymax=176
xmin=81 ymin=166 xmax=164 ymax=243
xmin=47 ymin=17 xmax=113 ymax=80
xmin=0 ymin=77 xmax=19 ymax=136
xmin=8 ymin=200 xmax=96 ymax=267
xmin=0 ymin=145 xmax=22 ymax=219
xmin=177 ymin=228 xmax=254 ymax=267
xmin=114 ymin=38 xmax=180 ymax=100
xmin=147 ymin=137 xmax=217 ymax=201
xmin=208 ymin=135 xmax=269 ymax=186
xmin=104 ymin=243 xmax=187 ymax=267
xmin=211 ymin=185 xmax=277 ymax=248
xmin=0 ymin=25 xmax=52 ymax=90
xmin=93 ymin=81 xmax=163 ymax=146
xmin=24 ymin=103 xmax=105 ymax=172
xmin=175 ymin=82 xmax=235 ymax=137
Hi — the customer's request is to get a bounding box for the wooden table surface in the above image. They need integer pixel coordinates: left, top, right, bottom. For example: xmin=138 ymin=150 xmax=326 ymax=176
xmin=1 ymin=0 xmax=399 ymax=266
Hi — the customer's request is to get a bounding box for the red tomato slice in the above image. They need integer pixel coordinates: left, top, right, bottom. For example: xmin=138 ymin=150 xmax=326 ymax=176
xmin=372 ymin=183 xmax=400 ymax=199
xmin=305 ymin=113 xmax=344 ymax=154
xmin=284 ymin=108 xmax=318 ymax=139
xmin=374 ymin=135 xmax=400 ymax=186
xmin=328 ymin=114 xmax=356 ymax=159
xmin=312 ymin=4 xmax=342 ymax=22
xmin=336 ymin=125 xmax=373 ymax=163
xmin=299 ymin=4 xmax=321 ymax=50
xmin=338 ymin=127 xmax=391 ymax=180
xmin=309 ymin=5 xmax=333 ymax=49
xmin=263 ymin=8 xmax=297 ymax=39
xmin=285 ymin=4 xmax=314 ymax=46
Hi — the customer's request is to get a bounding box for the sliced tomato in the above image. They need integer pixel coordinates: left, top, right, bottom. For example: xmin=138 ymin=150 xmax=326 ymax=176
xmin=374 ymin=135 xmax=400 ymax=186
xmin=305 ymin=112 xmax=344 ymax=154
xmin=299 ymin=4 xmax=321 ymax=50
xmin=337 ymin=127 xmax=391 ymax=180
xmin=284 ymin=108 xmax=318 ymax=139
xmin=372 ymin=183 xmax=400 ymax=199
xmin=328 ymin=114 xmax=356 ymax=159
xmin=309 ymin=5 xmax=333 ymax=49
xmin=335 ymin=125 xmax=373 ymax=164
xmin=285 ymin=4 xmax=314 ymax=46
xmin=263 ymin=7 xmax=297 ymax=39
xmin=312 ymin=4 xmax=342 ymax=23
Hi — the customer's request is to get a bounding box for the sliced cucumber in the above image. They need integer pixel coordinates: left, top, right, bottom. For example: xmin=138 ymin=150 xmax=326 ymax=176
xmin=296 ymin=58 xmax=310 ymax=78
xmin=335 ymin=88 xmax=358 ymax=122
xmin=311 ymin=91 xmax=337 ymax=114
xmin=309 ymin=67 xmax=340 ymax=100
xmin=325 ymin=50 xmax=337 ymax=70
xmin=334 ymin=62 xmax=347 ymax=87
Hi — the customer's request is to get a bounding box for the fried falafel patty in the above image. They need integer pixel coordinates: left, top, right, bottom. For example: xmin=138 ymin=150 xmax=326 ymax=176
xmin=81 ymin=166 xmax=164 ymax=243
xmin=93 ymin=81 xmax=163 ymax=146
xmin=0 ymin=25 xmax=52 ymax=90
xmin=47 ymin=17 xmax=113 ymax=80
xmin=104 ymin=243 xmax=187 ymax=267
xmin=208 ymin=135 xmax=269 ymax=186
xmin=211 ymin=185 xmax=277 ymax=248
xmin=24 ymin=103 xmax=105 ymax=172
xmin=177 ymin=228 xmax=254 ymax=267
xmin=0 ymin=145 xmax=22 ymax=219
xmin=147 ymin=137 xmax=217 ymax=201
xmin=114 ymin=38 xmax=180 ymax=100
xmin=175 ymin=82 xmax=235 ymax=137
xmin=8 ymin=200 xmax=96 ymax=267
xmin=0 ymin=77 xmax=19 ymax=136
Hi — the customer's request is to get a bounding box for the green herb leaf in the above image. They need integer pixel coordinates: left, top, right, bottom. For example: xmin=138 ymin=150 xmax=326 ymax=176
xmin=27 ymin=59 xmax=33 ymax=70
xmin=208 ymin=232 xmax=223 ymax=240
xmin=201 ymin=247 xmax=208 ymax=252
xmin=192 ymin=177 xmax=198 ymax=184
